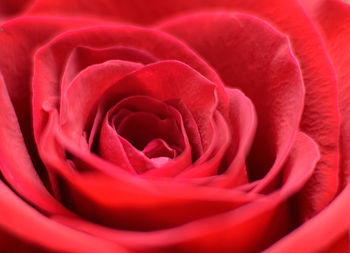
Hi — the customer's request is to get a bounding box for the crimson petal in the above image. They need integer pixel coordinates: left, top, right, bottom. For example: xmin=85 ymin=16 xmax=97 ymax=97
xmin=0 ymin=74 xmax=68 ymax=215
xmin=0 ymin=181 xmax=126 ymax=253
xmin=160 ymin=13 xmax=305 ymax=193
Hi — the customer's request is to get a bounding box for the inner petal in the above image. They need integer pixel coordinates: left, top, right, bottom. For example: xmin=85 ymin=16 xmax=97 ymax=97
xmin=115 ymin=111 xmax=184 ymax=153
xmin=143 ymin=138 xmax=177 ymax=159
xmin=97 ymin=95 xmax=193 ymax=175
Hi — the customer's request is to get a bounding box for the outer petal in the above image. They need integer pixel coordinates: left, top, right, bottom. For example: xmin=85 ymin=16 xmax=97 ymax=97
xmin=158 ymin=7 xmax=340 ymax=216
xmin=32 ymin=25 xmax=226 ymax=144
xmin=0 ymin=181 xmax=127 ymax=253
xmin=0 ymin=16 xmax=110 ymax=198
xmin=0 ymin=17 xmax=109 ymax=140
xmin=60 ymin=60 xmax=143 ymax=142
xmin=265 ymin=184 xmax=350 ymax=252
xmin=61 ymin=45 xmax=157 ymax=92
xmin=52 ymin=132 xmax=320 ymax=253
xmin=25 ymin=4 xmax=340 ymax=205
xmin=299 ymin=0 xmax=350 ymax=188
xmin=160 ymin=13 xmax=305 ymax=193
xmin=0 ymin=74 xmax=68 ymax=215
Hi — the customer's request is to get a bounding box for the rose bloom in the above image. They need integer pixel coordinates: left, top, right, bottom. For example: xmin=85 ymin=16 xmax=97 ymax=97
xmin=0 ymin=0 xmax=349 ymax=252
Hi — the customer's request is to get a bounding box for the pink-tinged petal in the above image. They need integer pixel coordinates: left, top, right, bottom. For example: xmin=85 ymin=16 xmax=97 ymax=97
xmin=32 ymin=25 xmax=226 ymax=143
xmin=52 ymin=132 xmax=319 ymax=252
xmin=0 ymin=74 xmax=68 ymax=215
xmin=160 ymin=13 xmax=305 ymax=192
xmin=0 ymin=181 xmax=128 ymax=253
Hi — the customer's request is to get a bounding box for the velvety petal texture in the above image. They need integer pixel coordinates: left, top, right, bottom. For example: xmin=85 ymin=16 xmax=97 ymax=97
xmin=0 ymin=0 xmax=349 ymax=253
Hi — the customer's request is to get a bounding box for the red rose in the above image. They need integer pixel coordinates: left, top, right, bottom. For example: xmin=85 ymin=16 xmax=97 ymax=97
xmin=0 ymin=0 xmax=349 ymax=252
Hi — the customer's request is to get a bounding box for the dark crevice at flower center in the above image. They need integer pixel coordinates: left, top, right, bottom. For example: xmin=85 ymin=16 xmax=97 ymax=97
xmin=95 ymin=95 xmax=190 ymax=173
xmin=115 ymin=111 xmax=184 ymax=157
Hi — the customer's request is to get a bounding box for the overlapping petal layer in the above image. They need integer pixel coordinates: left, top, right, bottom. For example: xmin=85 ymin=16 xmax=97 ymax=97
xmin=0 ymin=1 xmax=347 ymax=252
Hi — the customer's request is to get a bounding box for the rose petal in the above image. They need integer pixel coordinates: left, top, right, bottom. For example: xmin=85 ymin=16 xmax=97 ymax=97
xmin=60 ymin=60 xmax=143 ymax=143
xmin=0 ymin=16 xmax=109 ymax=144
xmin=54 ymin=171 xmax=255 ymax=232
xmin=52 ymin=132 xmax=319 ymax=252
xmin=0 ymin=74 xmax=68 ymax=215
xmin=316 ymin=232 xmax=350 ymax=253
xmin=38 ymin=109 xmax=256 ymax=231
xmin=0 ymin=16 xmax=110 ymax=195
xmin=95 ymin=60 xmax=217 ymax=151
xmin=99 ymin=96 xmax=192 ymax=176
xmin=265 ymin=184 xmax=350 ymax=252
xmin=211 ymin=87 xmax=257 ymax=187
xmin=0 ymin=181 xmax=126 ymax=253
xmin=61 ymin=45 xmax=157 ymax=93
xmin=39 ymin=60 xmax=221 ymax=182
xmin=160 ymin=13 xmax=305 ymax=193
xmin=176 ymin=110 xmax=230 ymax=178
xmin=143 ymin=139 xmax=177 ymax=159
xmin=116 ymin=112 xmax=183 ymax=151
xmin=299 ymin=0 xmax=350 ymax=189
xmin=150 ymin=0 xmax=341 ymax=218
xmin=0 ymin=0 xmax=33 ymax=20
xmin=32 ymin=25 xmax=227 ymax=144
xmin=28 ymin=0 xmax=340 ymax=218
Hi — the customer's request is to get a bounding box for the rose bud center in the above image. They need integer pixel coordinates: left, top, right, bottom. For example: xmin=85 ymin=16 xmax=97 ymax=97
xmin=98 ymin=96 xmax=190 ymax=174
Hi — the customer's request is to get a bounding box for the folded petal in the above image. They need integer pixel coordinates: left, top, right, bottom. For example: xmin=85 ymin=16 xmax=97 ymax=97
xmin=160 ymin=13 xmax=305 ymax=194
xmin=0 ymin=181 xmax=127 ymax=253
xmin=266 ymin=184 xmax=350 ymax=253
xmin=0 ymin=74 xmax=68 ymax=215
xmin=299 ymin=0 xmax=350 ymax=189
xmin=52 ymin=132 xmax=319 ymax=252
xmin=61 ymin=45 xmax=157 ymax=92
xmin=212 ymin=88 xmax=257 ymax=187
xmin=99 ymin=96 xmax=192 ymax=174
xmin=0 ymin=16 xmax=111 ymax=194
xmin=60 ymin=60 xmax=143 ymax=143
xmin=32 ymin=25 xmax=227 ymax=144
